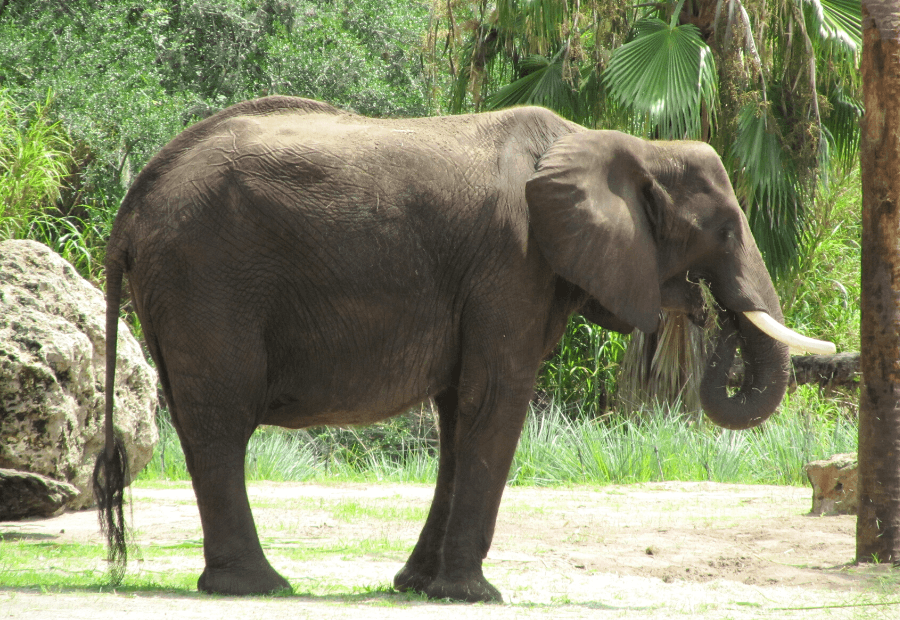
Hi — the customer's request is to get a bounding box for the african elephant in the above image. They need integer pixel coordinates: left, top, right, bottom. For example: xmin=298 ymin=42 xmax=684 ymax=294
xmin=95 ymin=96 xmax=833 ymax=602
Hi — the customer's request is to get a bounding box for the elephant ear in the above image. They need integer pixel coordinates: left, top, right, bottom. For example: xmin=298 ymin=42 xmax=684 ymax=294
xmin=525 ymin=131 xmax=663 ymax=334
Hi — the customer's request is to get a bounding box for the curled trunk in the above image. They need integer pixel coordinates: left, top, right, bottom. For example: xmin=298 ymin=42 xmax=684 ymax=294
xmin=699 ymin=311 xmax=790 ymax=430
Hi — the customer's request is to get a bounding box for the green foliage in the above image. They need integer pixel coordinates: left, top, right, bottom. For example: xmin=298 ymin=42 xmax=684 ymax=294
xmin=263 ymin=0 xmax=435 ymax=117
xmin=0 ymin=88 xmax=112 ymax=280
xmin=0 ymin=0 xmax=434 ymax=212
xmin=0 ymin=1 xmax=192 ymax=203
xmin=535 ymin=315 xmax=626 ymax=416
xmin=778 ymin=167 xmax=861 ymax=352
xmin=729 ymin=101 xmax=803 ymax=273
xmin=603 ymin=11 xmax=718 ymax=140
xmin=484 ymin=50 xmax=581 ymax=118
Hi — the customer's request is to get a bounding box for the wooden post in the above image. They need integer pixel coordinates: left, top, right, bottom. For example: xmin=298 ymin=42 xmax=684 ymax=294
xmin=858 ymin=0 xmax=900 ymax=563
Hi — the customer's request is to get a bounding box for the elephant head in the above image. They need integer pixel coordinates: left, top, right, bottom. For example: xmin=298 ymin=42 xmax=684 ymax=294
xmin=525 ymin=130 xmax=833 ymax=430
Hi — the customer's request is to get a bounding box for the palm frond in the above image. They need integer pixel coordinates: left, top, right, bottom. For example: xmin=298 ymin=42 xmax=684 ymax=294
xmin=483 ymin=49 xmax=579 ymax=118
xmin=729 ymin=102 xmax=802 ymax=274
xmin=618 ymin=311 xmax=713 ymax=417
xmin=821 ymin=82 xmax=863 ymax=170
xmin=803 ymin=0 xmax=862 ymax=56
xmin=602 ymin=18 xmax=717 ymax=140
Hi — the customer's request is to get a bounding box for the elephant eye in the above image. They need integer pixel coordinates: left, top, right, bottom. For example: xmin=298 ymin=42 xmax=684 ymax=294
xmin=719 ymin=226 xmax=736 ymax=243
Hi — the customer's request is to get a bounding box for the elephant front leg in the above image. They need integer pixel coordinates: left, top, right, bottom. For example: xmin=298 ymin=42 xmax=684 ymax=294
xmin=421 ymin=373 xmax=532 ymax=602
xmin=394 ymin=389 xmax=458 ymax=593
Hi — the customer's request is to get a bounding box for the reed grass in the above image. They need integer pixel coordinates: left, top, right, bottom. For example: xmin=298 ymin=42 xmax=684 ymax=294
xmin=0 ymin=89 xmax=73 ymax=239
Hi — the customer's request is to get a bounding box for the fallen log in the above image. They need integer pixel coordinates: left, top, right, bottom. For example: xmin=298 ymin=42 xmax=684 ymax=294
xmin=790 ymin=352 xmax=860 ymax=389
xmin=728 ymin=352 xmax=860 ymax=390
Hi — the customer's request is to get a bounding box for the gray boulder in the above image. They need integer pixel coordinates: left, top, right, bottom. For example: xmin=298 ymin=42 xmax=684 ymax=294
xmin=0 ymin=467 xmax=79 ymax=518
xmin=804 ymin=453 xmax=858 ymax=516
xmin=0 ymin=240 xmax=157 ymax=515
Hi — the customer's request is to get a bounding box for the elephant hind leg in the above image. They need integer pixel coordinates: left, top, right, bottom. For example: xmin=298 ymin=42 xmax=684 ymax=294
xmin=194 ymin=456 xmax=292 ymax=595
xmin=161 ymin=333 xmax=291 ymax=595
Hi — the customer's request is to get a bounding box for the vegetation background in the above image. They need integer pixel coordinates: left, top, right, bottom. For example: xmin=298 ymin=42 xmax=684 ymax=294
xmin=0 ymin=0 xmax=863 ymax=485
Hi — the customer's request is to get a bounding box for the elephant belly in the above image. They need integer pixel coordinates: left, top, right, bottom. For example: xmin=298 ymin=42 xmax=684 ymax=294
xmin=259 ymin=328 xmax=456 ymax=430
xmin=262 ymin=393 xmax=435 ymax=429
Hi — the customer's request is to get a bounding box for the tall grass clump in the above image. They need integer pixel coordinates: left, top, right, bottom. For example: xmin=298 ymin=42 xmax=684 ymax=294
xmin=509 ymin=388 xmax=856 ymax=487
xmin=140 ymin=389 xmax=855 ymax=488
xmin=0 ymin=89 xmax=73 ymax=239
xmin=0 ymin=89 xmax=114 ymax=281
xmin=139 ymin=406 xmax=439 ymax=484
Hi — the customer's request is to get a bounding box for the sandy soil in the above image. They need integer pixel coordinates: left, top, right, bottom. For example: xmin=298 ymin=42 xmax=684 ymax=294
xmin=1 ymin=481 xmax=897 ymax=619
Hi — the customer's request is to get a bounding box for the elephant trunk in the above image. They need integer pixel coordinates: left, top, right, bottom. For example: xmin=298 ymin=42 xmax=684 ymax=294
xmin=699 ymin=310 xmax=790 ymax=430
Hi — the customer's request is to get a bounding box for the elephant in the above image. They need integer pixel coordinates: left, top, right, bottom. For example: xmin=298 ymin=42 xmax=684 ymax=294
xmin=94 ymin=95 xmax=833 ymax=602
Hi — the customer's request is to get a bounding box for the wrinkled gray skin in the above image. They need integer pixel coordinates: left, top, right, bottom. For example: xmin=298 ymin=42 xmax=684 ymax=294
xmin=102 ymin=96 xmax=789 ymax=602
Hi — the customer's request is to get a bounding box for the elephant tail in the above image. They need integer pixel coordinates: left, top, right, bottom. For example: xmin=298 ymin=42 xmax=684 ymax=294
xmin=92 ymin=259 xmax=130 ymax=586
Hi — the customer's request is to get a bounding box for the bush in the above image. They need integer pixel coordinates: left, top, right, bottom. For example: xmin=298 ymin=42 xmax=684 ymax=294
xmin=778 ymin=168 xmax=861 ymax=353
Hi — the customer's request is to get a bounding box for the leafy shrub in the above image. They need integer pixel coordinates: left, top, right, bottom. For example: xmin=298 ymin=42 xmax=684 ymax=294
xmin=535 ymin=315 xmax=627 ymax=418
xmin=778 ymin=168 xmax=861 ymax=353
xmin=0 ymin=0 xmax=434 ymax=213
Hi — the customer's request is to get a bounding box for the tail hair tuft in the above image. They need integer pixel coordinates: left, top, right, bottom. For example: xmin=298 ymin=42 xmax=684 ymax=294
xmin=93 ymin=433 xmax=129 ymax=585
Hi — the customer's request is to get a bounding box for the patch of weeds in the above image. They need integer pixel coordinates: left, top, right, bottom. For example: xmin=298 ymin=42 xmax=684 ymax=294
xmin=500 ymin=502 xmax=550 ymax=516
xmin=273 ymin=536 xmax=410 ymax=562
xmin=329 ymin=499 xmax=427 ymax=523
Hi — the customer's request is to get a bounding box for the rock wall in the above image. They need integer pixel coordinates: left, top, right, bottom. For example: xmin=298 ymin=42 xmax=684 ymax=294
xmin=0 ymin=240 xmax=158 ymax=512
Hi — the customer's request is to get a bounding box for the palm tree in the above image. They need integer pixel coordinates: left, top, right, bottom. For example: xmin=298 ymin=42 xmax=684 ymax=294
xmin=857 ymin=0 xmax=900 ymax=566
xmin=426 ymin=0 xmax=862 ymax=412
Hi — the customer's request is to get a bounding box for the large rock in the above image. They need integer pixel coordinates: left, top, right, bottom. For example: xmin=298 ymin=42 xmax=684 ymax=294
xmin=0 ymin=240 xmax=157 ymax=515
xmin=804 ymin=453 xmax=858 ymax=516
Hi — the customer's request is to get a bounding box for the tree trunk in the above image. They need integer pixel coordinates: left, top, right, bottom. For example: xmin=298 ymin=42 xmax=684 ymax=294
xmin=858 ymin=0 xmax=900 ymax=564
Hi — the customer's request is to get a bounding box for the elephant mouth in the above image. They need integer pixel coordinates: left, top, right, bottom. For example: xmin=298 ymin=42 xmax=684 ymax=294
xmin=681 ymin=275 xmax=835 ymax=355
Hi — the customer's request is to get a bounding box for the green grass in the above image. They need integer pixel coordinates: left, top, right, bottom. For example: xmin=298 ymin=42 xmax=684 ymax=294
xmin=138 ymin=387 xmax=856 ymax=488
xmin=0 ymin=539 xmax=196 ymax=592
xmin=328 ymin=500 xmax=428 ymax=524
xmin=511 ymin=389 xmax=856 ymax=487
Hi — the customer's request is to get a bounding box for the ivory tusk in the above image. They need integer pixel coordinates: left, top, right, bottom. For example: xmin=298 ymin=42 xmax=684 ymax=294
xmin=743 ymin=311 xmax=837 ymax=355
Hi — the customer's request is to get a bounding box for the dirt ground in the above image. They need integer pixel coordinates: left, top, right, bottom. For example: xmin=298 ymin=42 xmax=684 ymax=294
xmin=1 ymin=481 xmax=897 ymax=619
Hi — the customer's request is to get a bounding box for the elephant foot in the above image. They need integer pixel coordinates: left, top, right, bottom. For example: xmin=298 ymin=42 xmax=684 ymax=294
xmin=393 ymin=563 xmax=434 ymax=594
xmin=198 ymin=564 xmax=292 ymax=596
xmin=422 ymin=573 xmax=502 ymax=603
